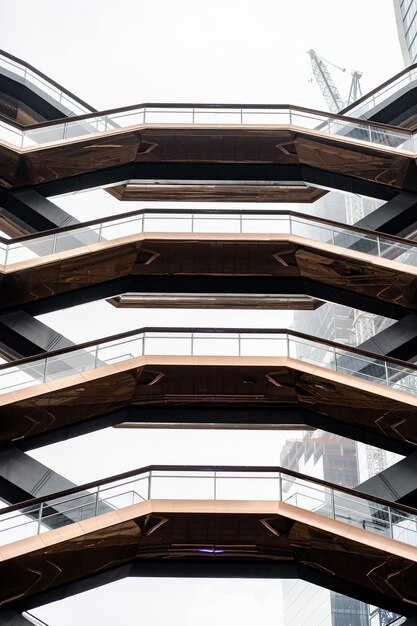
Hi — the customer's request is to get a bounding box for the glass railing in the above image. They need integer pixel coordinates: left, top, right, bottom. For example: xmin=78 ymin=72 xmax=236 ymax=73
xmin=0 ymin=102 xmax=413 ymax=152
xmin=2 ymin=210 xmax=417 ymax=270
xmin=345 ymin=66 xmax=417 ymax=120
xmin=1 ymin=466 xmax=416 ymax=549
xmin=0 ymin=51 xmax=92 ymax=118
xmin=0 ymin=329 xmax=416 ymax=398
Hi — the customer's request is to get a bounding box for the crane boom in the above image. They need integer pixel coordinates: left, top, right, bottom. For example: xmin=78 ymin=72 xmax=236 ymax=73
xmin=308 ymin=49 xmax=345 ymax=113
xmin=308 ymin=49 xmax=362 ymax=113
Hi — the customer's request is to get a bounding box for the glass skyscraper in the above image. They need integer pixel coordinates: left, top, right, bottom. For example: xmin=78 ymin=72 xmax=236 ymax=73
xmin=394 ymin=0 xmax=417 ymax=64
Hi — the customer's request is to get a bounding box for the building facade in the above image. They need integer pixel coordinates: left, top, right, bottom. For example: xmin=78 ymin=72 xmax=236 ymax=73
xmin=394 ymin=0 xmax=417 ymax=65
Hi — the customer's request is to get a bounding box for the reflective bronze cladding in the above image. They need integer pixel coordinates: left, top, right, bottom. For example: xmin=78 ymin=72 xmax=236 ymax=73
xmin=107 ymin=182 xmax=327 ymax=203
xmin=1 ymin=211 xmax=417 ymax=312
xmin=106 ymin=294 xmax=324 ymax=311
xmin=0 ymin=498 xmax=416 ymax=615
xmin=0 ymin=125 xmax=415 ymax=193
xmin=1 ymin=328 xmax=417 ymax=450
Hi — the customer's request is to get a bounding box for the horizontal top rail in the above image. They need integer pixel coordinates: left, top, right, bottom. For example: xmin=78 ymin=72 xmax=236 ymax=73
xmin=3 ymin=207 xmax=415 ymax=247
xmin=1 ymin=464 xmax=416 ymax=518
xmin=0 ymin=326 xmax=415 ymax=373
xmin=2 ymin=209 xmax=417 ymax=277
xmin=0 ymin=101 xmax=413 ymax=135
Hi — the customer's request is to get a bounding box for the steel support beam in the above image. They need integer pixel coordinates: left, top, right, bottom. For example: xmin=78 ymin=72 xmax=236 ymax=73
xmin=0 ymin=445 xmax=78 ymax=504
xmin=0 ymin=445 xmax=111 ymax=523
xmin=354 ymin=192 xmax=417 ymax=236
xmin=358 ymin=314 xmax=417 ymax=361
xmin=0 ymin=187 xmax=78 ymax=234
xmin=0 ymin=311 xmax=73 ymax=358
xmin=355 ymin=451 xmax=417 ymax=508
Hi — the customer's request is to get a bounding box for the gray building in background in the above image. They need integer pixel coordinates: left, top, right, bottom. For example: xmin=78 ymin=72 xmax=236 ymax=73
xmin=280 ymin=431 xmax=370 ymax=626
xmin=280 ymin=432 xmax=400 ymax=626
xmin=394 ymin=0 xmax=417 ymax=65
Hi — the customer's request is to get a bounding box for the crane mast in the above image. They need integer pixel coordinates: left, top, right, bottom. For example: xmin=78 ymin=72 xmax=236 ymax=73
xmin=308 ymin=49 xmax=362 ymax=112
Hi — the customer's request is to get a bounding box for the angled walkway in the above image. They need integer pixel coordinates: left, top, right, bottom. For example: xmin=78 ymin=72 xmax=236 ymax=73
xmin=0 ymin=465 xmax=416 ymax=616
xmin=0 ymin=328 xmax=417 ymax=452
xmin=0 ymin=102 xmax=417 ymax=196
xmin=0 ymin=209 xmax=416 ymax=316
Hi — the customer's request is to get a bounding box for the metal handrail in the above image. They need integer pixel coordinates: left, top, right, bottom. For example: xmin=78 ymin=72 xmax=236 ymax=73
xmin=0 ymin=101 xmax=412 ymax=135
xmin=1 ymin=464 xmax=417 ymax=520
xmin=0 ymin=326 xmax=415 ymax=373
xmin=1 ymin=207 xmax=414 ymax=247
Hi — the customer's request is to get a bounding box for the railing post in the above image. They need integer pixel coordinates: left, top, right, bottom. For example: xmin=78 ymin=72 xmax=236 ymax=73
xmin=143 ymin=107 xmax=146 ymax=124
xmin=214 ymin=471 xmax=217 ymax=500
xmin=388 ymin=505 xmax=393 ymax=539
xmin=4 ymin=245 xmax=8 ymax=267
xmin=191 ymin=332 xmax=194 ymax=356
xmin=331 ymin=225 xmax=335 ymax=245
xmin=94 ymin=344 xmax=99 ymax=369
xmin=37 ymin=502 xmax=44 ymax=535
xmin=377 ymin=236 xmax=381 ymax=258
xmin=148 ymin=471 xmax=152 ymax=500
xmin=334 ymin=347 xmax=338 ymax=372
xmin=52 ymin=232 xmax=57 ymax=255
xmin=94 ymin=485 xmax=100 ymax=516
xmin=385 ymin=361 xmax=389 ymax=387
xmin=192 ymin=107 xmax=195 ymax=124
xmin=43 ymin=358 xmax=48 ymax=383
xmin=238 ymin=333 xmax=241 ymax=357
xmin=331 ymin=489 xmax=336 ymax=520
xmin=98 ymin=223 xmax=103 ymax=243
xmin=278 ymin=473 xmax=282 ymax=502
xmin=240 ymin=108 xmax=243 ymax=124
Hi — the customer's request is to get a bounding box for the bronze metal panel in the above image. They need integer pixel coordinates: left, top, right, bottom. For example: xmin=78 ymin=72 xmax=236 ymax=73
xmin=1 ymin=358 xmax=416 ymax=448
xmin=0 ymin=127 xmax=416 ymax=192
xmin=107 ymin=293 xmax=324 ymax=311
xmin=1 ymin=235 xmax=417 ymax=311
xmin=0 ymin=500 xmax=416 ymax=611
xmin=108 ymin=182 xmax=328 ymax=203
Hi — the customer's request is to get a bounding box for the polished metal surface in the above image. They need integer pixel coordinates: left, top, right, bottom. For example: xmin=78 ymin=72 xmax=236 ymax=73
xmin=107 ymin=293 xmax=324 ymax=310
xmin=1 ymin=214 xmax=417 ymax=311
xmin=0 ymin=125 xmax=415 ymax=193
xmin=1 ymin=326 xmax=417 ymax=448
xmin=0 ymin=497 xmax=416 ymax=613
xmin=108 ymin=182 xmax=327 ymax=203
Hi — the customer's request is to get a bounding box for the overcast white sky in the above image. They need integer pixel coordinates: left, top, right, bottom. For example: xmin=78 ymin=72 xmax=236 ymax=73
xmin=0 ymin=1 xmax=406 ymax=624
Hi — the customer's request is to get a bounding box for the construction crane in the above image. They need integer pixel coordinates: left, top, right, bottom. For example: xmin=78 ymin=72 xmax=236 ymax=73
xmin=307 ymin=49 xmax=363 ymax=113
